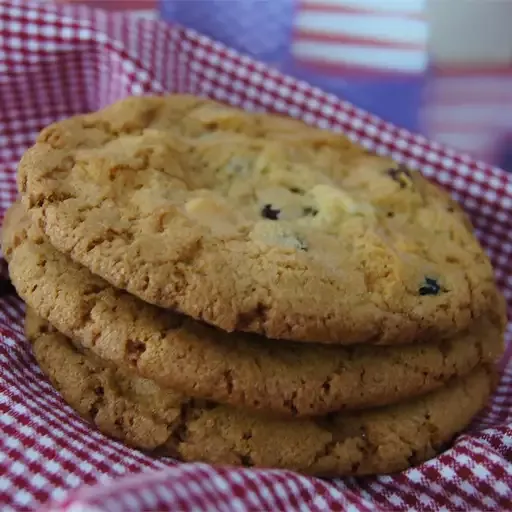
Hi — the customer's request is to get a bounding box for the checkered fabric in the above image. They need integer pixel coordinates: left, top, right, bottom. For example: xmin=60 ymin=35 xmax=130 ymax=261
xmin=0 ymin=1 xmax=511 ymax=511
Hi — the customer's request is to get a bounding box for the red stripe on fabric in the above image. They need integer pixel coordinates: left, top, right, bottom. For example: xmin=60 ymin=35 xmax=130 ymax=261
xmin=299 ymin=1 xmax=425 ymax=20
xmin=431 ymin=65 xmax=512 ymax=77
xmin=423 ymin=123 xmax=500 ymax=132
xmin=293 ymin=57 xmax=422 ymax=77
xmin=293 ymin=29 xmax=426 ymax=50
xmin=424 ymin=94 xmax=512 ymax=106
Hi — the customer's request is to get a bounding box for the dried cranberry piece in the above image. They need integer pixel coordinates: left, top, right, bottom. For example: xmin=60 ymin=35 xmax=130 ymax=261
xmin=303 ymin=206 xmax=318 ymax=217
xmin=261 ymin=204 xmax=280 ymax=220
xmin=419 ymin=277 xmax=442 ymax=296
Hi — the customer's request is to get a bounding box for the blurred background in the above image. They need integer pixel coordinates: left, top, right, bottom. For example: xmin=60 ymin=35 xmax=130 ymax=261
xmin=49 ymin=0 xmax=512 ymax=172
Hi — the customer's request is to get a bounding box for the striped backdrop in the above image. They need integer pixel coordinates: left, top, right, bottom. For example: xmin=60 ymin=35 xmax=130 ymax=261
xmin=422 ymin=68 xmax=512 ymax=169
xmin=291 ymin=0 xmax=428 ymax=75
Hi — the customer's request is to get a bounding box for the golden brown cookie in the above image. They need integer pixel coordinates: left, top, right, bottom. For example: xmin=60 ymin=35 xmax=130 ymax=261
xmin=26 ymin=309 xmax=495 ymax=477
xmin=3 ymin=202 xmax=505 ymax=417
xmin=18 ymin=95 xmax=499 ymax=344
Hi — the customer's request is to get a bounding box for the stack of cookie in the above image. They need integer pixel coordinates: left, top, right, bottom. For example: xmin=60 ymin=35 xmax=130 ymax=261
xmin=2 ymin=95 xmax=506 ymax=476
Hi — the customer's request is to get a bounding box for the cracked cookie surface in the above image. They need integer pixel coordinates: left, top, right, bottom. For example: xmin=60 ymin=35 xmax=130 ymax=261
xmin=26 ymin=309 xmax=494 ymax=476
xmin=18 ymin=95 xmax=499 ymax=344
xmin=4 ymin=203 xmax=505 ymax=417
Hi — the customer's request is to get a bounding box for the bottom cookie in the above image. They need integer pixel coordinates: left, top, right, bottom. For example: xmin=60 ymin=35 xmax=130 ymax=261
xmin=26 ymin=309 xmax=495 ymax=477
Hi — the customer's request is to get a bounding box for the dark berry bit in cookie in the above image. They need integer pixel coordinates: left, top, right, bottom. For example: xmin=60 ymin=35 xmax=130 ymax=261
xmin=296 ymin=236 xmax=308 ymax=251
xmin=303 ymin=206 xmax=318 ymax=217
xmin=261 ymin=204 xmax=280 ymax=220
xmin=386 ymin=164 xmax=413 ymax=189
xmin=289 ymin=187 xmax=304 ymax=195
xmin=419 ymin=277 xmax=442 ymax=296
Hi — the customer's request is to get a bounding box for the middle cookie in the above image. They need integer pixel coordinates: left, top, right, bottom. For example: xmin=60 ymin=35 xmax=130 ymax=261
xmin=2 ymin=202 xmax=505 ymax=417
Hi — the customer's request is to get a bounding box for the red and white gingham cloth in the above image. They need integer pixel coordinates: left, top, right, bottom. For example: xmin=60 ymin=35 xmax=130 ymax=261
xmin=0 ymin=1 xmax=511 ymax=510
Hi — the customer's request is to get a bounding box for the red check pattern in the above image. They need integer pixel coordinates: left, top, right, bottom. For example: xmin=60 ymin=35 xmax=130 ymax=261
xmin=0 ymin=1 xmax=511 ymax=511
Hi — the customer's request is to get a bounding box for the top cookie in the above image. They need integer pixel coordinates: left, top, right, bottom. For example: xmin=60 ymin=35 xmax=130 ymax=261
xmin=18 ymin=95 xmax=499 ymax=344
